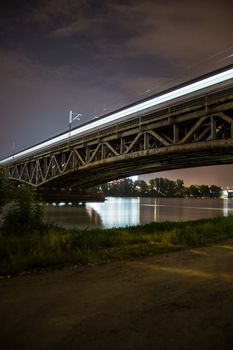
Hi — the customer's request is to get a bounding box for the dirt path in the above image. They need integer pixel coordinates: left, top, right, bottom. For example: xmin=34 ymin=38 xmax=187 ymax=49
xmin=1 ymin=241 xmax=233 ymax=350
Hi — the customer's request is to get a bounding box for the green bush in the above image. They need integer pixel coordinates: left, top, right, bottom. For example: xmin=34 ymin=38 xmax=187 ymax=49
xmin=0 ymin=168 xmax=12 ymax=207
xmin=1 ymin=186 xmax=45 ymax=235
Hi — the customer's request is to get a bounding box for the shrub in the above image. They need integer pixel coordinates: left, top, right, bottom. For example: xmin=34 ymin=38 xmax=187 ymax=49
xmin=1 ymin=186 xmax=45 ymax=235
xmin=0 ymin=168 xmax=12 ymax=207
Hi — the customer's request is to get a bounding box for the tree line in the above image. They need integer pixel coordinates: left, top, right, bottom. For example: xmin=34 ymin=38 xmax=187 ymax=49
xmin=90 ymin=177 xmax=222 ymax=198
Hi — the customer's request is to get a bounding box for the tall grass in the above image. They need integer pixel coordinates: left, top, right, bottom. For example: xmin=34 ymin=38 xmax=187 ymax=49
xmin=1 ymin=216 xmax=233 ymax=276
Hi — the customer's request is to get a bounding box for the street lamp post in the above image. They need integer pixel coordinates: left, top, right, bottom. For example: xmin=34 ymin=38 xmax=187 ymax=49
xmin=68 ymin=110 xmax=82 ymax=147
xmin=12 ymin=141 xmax=15 ymax=160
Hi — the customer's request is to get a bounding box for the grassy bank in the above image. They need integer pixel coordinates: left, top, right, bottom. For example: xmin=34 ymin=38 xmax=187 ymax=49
xmin=1 ymin=216 xmax=233 ymax=276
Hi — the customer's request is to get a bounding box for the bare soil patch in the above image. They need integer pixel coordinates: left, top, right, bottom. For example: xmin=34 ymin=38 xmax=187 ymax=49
xmin=1 ymin=240 xmax=233 ymax=350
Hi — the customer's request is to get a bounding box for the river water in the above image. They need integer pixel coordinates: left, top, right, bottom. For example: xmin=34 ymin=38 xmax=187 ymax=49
xmin=45 ymin=197 xmax=233 ymax=230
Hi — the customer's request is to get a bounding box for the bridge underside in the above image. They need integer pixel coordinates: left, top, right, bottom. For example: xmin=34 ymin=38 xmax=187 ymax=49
xmin=6 ymin=87 xmax=233 ymax=189
xmin=39 ymin=140 xmax=233 ymax=189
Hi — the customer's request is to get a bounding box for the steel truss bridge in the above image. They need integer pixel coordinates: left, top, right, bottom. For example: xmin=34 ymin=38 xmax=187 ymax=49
xmin=3 ymin=85 xmax=233 ymax=190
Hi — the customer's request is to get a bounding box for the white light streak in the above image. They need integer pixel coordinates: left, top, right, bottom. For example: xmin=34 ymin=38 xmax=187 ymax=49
xmin=128 ymin=175 xmax=138 ymax=181
xmin=1 ymin=67 xmax=233 ymax=165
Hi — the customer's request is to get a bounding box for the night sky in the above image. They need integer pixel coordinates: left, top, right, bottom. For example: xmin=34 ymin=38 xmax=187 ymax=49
xmin=1 ymin=0 xmax=233 ymax=186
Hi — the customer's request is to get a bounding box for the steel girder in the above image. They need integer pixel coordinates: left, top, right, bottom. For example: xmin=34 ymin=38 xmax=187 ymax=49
xmin=5 ymin=90 xmax=233 ymax=189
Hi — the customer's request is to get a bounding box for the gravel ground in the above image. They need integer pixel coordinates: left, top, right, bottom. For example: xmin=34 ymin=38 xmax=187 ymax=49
xmin=1 ymin=240 xmax=233 ymax=350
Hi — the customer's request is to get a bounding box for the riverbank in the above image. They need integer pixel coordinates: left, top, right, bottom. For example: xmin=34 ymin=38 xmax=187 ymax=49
xmin=1 ymin=216 xmax=233 ymax=276
xmin=1 ymin=240 xmax=233 ymax=349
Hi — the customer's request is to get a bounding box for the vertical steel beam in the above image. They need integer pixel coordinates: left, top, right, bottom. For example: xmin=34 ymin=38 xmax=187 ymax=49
xmin=144 ymin=132 xmax=149 ymax=150
xmin=173 ymin=124 xmax=179 ymax=144
xmin=211 ymin=116 xmax=216 ymax=140
xmin=120 ymin=137 xmax=125 ymax=155
xmin=86 ymin=146 xmax=89 ymax=162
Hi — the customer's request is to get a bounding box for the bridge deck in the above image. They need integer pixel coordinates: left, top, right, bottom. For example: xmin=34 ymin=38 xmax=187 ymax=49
xmin=4 ymin=85 xmax=233 ymax=189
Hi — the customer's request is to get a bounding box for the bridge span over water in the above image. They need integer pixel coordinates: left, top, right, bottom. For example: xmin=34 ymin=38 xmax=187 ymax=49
xmin=1 ymin=65 xmax=233 ymax=189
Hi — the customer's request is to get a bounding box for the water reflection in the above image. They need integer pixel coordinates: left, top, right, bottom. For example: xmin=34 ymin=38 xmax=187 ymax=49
xmin=89 ymin=197 xmax=140 ymax=228
xmin=45 ymin=197 xmax=233 ymax=230
xmin=45 ymin=204 xmax=102 ymax=230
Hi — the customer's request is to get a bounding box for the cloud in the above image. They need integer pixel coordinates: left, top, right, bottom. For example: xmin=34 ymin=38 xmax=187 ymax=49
xmin=44 ymin=0 xmax=233 ymax=81
xmin=31 ymin=0 xmax=88 ymax=23
xmin=49 ymin=18 xmax=101 ymax=39
xmin=109 ymin=0 xmax=233 ymax=62
xmin=1 ymin=0 xmax=233 ymax=160
xmin=0 ymin=47 xmax=130 ymax=156
xmin=25 ymin=0 xmax=233 ymax=81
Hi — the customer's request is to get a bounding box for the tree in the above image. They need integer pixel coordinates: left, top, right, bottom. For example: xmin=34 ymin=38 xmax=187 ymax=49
xmin=134 ymin=180 xmax=149 ymax=196
xmin=199 ymin=185 xmax=210 ymax=198
xmin=1 ymin=185 xmax=45 ymax=235
xmin=117 ymin=179 xmax=135 ymax=196
xmin=96 ymin=177 xmax=222 ymax=199
xmin=148 ymin=179 xmax=158 ymax=196
xmin=176 ymin=179 xmax=185 ymax=197
xmin=0 ymin=168 xmax=12 ymax=207
xmin=209 ymin=185 xmax=222 ymax=198
xmin=152 ymin=177 xmax=177 ymax=197
xmin=0 ymin=168 xmax=45 ymax=235
xmin=188 ymin=185 xmax=201 ymax=197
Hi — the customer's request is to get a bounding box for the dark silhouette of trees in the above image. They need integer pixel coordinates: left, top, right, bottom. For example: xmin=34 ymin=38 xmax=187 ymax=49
xmin=0 ymin=168 xmax=13 ymax=207
xmin=209 ymin=185 xmax=222 ymax=198
xmin=91 ymin=177 xmax=222 ymax=198
xmin=0 ymin=168 xmax=45 ymax=235
xmin=189 ymin=184 xmax=201 ymax=198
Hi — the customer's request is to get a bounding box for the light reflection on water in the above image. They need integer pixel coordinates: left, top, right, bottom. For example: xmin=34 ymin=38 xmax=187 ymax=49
xmin=45 ymin=197 xmax=233 ymax=230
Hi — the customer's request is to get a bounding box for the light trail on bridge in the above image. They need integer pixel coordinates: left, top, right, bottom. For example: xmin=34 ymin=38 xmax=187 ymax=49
xmin=1 ymin=65 xmax=233 ymax=165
